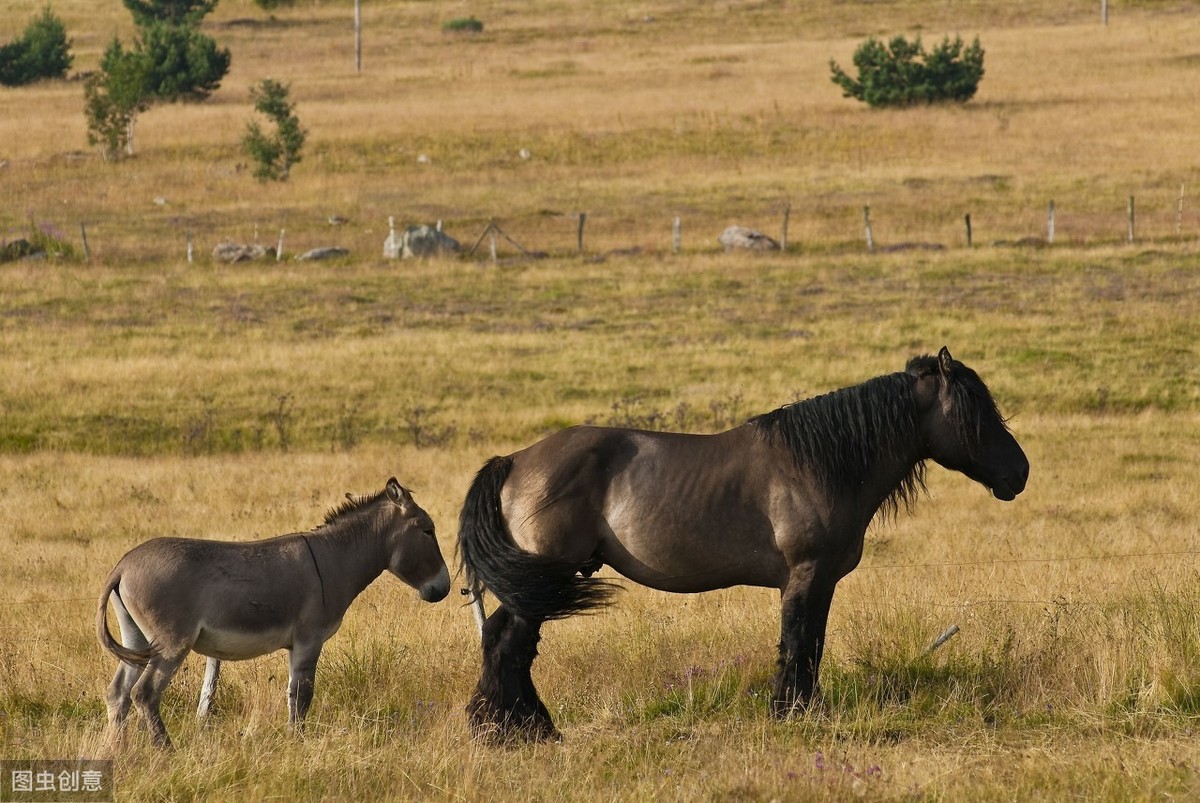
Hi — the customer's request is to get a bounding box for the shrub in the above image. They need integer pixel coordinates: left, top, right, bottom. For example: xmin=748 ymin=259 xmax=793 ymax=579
xmin=442 ymin=17 xmax=484 ymax=33
xmin=830 ymin=34 xmax=985 ymax=108
xmin=137 ymin=21 xmax=230 ymax=101
xmin=0 ymin=6 xmax=73 ymax=87
xmin=83 ymin=38 xmax=150 ymax=160
xmin=242 ymin=79 xmax=306 ymax=181
xmin=122 ymin=0 xmax=218 ymax=28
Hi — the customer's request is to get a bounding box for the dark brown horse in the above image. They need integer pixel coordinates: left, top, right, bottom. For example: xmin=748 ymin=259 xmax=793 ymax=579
xmin=458 ymin=348 xmax=1029 ymax=741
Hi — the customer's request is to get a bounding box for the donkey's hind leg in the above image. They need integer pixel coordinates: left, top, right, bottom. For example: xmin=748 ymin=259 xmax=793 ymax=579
xmin=105 ymin=597 xmax=151 ymax=738
xmin=197 ymin=657 xmax=221 ymax=721
xmin=130 ymin=650 xmax=189 ymax=749
xmin=467 ymin=606 xmax=559 ymax=743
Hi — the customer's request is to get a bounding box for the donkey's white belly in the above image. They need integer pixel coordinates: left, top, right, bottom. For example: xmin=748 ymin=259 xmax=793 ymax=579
xmin=194 ymin=624 xmax=292 ymax=661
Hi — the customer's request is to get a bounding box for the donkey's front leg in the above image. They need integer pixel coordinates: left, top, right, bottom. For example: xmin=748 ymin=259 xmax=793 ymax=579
xmin=197 ymin=657 xmax=221 ymax=720
xmin=772 ymin=568 xmax=837 ymax=717
xmin=287 ymin=644 xmax=322 ymax=731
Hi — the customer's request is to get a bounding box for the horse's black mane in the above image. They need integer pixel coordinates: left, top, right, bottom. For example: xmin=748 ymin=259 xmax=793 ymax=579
xmin=750 ymin=369 xmax=925 ymax=519
xmin=748 ymin=355 xmax=1002 ymax=520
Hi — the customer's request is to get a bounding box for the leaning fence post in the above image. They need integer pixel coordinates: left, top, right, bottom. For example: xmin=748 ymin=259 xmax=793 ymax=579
xmin=921 ymin=624 xmax=960 ymax=657
xmin=1047 ymin=200 xmax=1055 ymax=244
xmin=672 ymin=216 xmax=681 ymax=254
xmin=577 ymin=212 xmax=587 ymax=255
xmin=1127 ymin=195 xmax=1136 ymax=243
xmin=276 ymin=228 xmax=285 ymax=262
xmin=964 ymin=213 xmax=972 ymax=248
xmin=863 ymin=206 xmax=874 ymax=252
xmin=79 ymin=222 xmax=91 ymax=262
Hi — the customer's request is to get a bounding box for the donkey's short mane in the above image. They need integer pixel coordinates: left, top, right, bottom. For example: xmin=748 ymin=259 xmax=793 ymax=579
xmin=322 ymin=487 xmax=391 ymax=526
xmin=749 ymin=370 xmax=927 ymax=519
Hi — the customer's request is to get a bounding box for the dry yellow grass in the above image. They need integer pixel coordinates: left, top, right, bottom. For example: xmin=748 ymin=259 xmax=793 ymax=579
xmin=3 ymin=0 xmax=1200 ymax=799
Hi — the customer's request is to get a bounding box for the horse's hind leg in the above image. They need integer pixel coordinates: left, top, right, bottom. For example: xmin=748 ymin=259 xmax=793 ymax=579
xmin=197 ymin=657 xmax=221 ymax=721
xmin=130 ymin=650 xmax=188 ymax=748
xmin=772 ymin=568 xmax=837 ymax=717
xmin=467 ymin=606 xmax=559 ymax=743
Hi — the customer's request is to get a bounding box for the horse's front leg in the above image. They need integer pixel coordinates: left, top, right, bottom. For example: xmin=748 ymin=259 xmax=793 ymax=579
xmin=287 ymin=643 xmax=322 ymax=731
xmin=772 ymin=567 xmax=837 ymax=717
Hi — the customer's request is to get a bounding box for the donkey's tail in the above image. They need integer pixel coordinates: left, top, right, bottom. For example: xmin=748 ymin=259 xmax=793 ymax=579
xmin=96 ymin=571 xmax=155 ymax=667
xmin=458 ymin=455 xmax=616 ymax=622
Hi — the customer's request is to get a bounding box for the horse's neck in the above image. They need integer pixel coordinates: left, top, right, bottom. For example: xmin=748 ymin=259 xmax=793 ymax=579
xmin=307 ymin=517 xmax=387 ymax=612
xmin=855 ymin=435 xmax=926 ymax=523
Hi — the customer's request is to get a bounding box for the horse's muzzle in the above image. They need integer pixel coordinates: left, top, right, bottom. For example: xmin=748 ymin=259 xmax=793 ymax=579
xmin=991 ymin=460 xmax=1029 ymax=501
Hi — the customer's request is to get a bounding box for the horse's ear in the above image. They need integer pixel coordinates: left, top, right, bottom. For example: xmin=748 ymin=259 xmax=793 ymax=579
xmin=937 ymin=347 xmax=954 ymax=378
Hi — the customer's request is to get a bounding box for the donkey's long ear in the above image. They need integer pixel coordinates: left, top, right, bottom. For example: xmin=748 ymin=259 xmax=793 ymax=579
xmin=937 ymin=346 xmax=954 ymax=378
xmin=385 ymin=477 xmax=411 ymax=504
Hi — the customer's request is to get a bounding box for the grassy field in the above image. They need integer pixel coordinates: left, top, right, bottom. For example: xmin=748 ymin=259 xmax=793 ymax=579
xmin=3 ymin=1 xmax=1200 ymax=800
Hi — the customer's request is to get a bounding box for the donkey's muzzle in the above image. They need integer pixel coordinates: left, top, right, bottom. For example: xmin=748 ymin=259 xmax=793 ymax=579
xmin=419 ymin=566 xmax=451 ymax=602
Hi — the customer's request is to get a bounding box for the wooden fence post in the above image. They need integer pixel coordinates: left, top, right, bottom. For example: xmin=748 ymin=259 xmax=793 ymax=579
xmin=1176 ymin=183 xmax=1185 ymax=236
xmin=354 ymin=0 xmax=362 ymax=73
xmin=1127 ymin=195 xmax=1135 ymax=243
xmin=964 ymin=213 xmax=972 ymax=248
xmin=79 ymin=222 xmax=91 ymax=262
xmin=781 ymin=202 xmax=791 ymax=252
xmin=1047 ymin=200 xmax=1055 ymax=244
xmin=276 ymin=229 xmax=286 ymax=262
xmin=863 ymin=206 xmax=874 ymax=252
xmin=577 ymin=212 xmax=587 ymax=255
xmin=672 ymin=217 xmax=681 ymax=255
xmin=186 ymin=231 xmax=193 ymax=264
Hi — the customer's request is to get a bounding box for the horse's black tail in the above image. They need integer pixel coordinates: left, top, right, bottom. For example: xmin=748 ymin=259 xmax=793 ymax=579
xmin=458 ymin=455 xmax=617 ymax=622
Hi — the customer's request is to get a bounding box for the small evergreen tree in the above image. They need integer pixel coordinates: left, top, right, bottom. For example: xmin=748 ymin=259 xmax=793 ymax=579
xmin=122 ymin=0 xmax=218 ymax=28
xmin=0 ymin=6 xmax=73 ymax=87
xmin=242 ymin=79 xmax=306 ymax=181
xmin=138 ymin=21 xmax=230 ymax=101
xmin=830 ymin=34 xmax=985 ymax=108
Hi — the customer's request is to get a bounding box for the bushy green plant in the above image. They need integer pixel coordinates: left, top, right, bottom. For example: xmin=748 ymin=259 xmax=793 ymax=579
xmin=242 ymin=78 xmax=306 ymax=181
xmin=84 ymin=38 xmax=151 ymax=160
xmin=830 ymin=34 xmax=984 ymax=108
xmin=442 ymin=17 xmax=484 ymax=33
xmin=0 ymin=6 xmax=73 ymax=87
xmin=122 ymin=0 xmax=218 ymax=28
xmin=137 ymin=21 xmax=230 ymax=101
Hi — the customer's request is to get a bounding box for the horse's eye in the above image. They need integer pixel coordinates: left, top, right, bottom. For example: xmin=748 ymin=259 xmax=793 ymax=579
xmin=424 ymin=528 xmax=436 ymax=539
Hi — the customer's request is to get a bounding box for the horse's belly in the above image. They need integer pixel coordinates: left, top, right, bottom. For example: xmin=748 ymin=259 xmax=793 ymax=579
xmin=603 ymin=525 xmax=787 ymax=593
xmin=194 ymin=625 xmax=290 ymax=661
